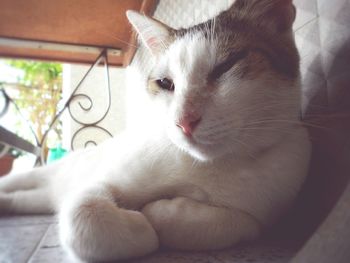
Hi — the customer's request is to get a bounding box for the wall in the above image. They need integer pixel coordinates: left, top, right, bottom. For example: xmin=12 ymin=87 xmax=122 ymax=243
xmin=62 ymin=63 xmax=126 ymax=150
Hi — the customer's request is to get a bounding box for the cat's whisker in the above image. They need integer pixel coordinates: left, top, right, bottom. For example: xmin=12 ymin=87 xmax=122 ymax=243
xmin=95 ymin=31 xmax=138 ymax=48
xmin=233 ymin=101 xmax=300 ymax=115
xmin=303 ymin=111 xmax=350 ymax=120
xmin=211 ymin=17 xmax=216 ymax=44
xmin=234 ymin=126 xmax=301 ymax=131
xmin=159 ymin=38 xmax=169 ymax=50
xmin=240 ymin=131 xmax=319 ymax=144
xmin=230 ymin=138 xmax=257 ymax=160
xmin=191 ymin=158 xmax=200 ymax=169
xmin=243 ymin=119 xmax=328 ymax=130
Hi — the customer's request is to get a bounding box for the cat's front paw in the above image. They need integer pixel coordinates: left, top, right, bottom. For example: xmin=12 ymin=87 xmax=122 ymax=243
xmin=143 ymin=197 xmax=261 ymax=251
xmin=60 ymin=194 xmax=159 ymax=262
xmin=142 ymin=197 xmax=191 ymax=247
xmin=142 ymin=198 xmax=187 ymax=224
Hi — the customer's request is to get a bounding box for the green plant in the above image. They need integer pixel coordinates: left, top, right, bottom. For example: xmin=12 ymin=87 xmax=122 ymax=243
xmin=3 ymin=59 xmax=63 ymax=149
xmin=8 ymin=147 xmax=22 ymax=158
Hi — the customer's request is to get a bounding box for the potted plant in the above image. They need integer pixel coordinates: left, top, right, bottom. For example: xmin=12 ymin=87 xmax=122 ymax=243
xmin=0 ymin=147 xmax=21 ymax=176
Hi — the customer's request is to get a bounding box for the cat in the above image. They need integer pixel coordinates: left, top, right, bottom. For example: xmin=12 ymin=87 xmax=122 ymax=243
xmin=0 ymin=0 xmax=311 ymax=262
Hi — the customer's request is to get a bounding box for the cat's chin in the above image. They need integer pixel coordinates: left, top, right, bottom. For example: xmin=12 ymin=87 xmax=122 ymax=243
xmin=186 ymin=142 xmax=234 ymax=162
xmin=183 ymin=147 xmax=219 ymax=162
xmin=168 ymin=131 xmax=226 ymax=162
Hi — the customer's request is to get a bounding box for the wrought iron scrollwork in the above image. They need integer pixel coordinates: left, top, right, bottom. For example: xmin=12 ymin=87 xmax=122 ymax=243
xmin=0 ymin=49 xmax=113 ymax=165
xmin=0 ymin=86 xmax=41 ymax=163
xmin=0 ymin=88 xmax=10 ymax=118
xmin=1 ymin=49 xmax=113 ymax=165
xmin=67 ymin=49 xmax=113 ymax=150
xmin=71 ymin=125 xmax=113 ymax=149
xmin=41 ymin=49 xmax=113 ymax=162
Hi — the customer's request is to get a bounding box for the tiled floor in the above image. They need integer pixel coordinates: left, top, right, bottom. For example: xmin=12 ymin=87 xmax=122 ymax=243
xmin=0 ymin=215 xmax=70 ymax=263
xmin=0 ymin=215 xmax=297 ymax=263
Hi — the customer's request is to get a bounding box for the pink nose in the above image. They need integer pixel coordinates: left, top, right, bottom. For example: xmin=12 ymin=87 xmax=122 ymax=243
xmin=176 ymin=116 xmax=201 ymax=136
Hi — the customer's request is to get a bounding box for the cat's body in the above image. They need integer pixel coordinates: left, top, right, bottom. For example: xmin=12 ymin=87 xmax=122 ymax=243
xmin=0 ymin=1 xmax=311 ymax=262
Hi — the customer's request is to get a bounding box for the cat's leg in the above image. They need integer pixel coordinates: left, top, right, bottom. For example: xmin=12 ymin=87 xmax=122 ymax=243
xmin=59 ymin=183 xmax=159 ymax=262
xmin=142 ymin=197 xmax=261 ymax=250
xmin=0 ymin=187 xmax=53 ymax=214
xmin=0 ymin=167 xmax=48 ymax=193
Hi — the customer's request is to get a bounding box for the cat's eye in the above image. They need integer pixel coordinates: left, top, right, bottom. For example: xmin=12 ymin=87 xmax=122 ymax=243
xmin=209 ymin=50 xmax=248 ymax=80
xmin=156 ymin=78 xmax=175 ymax=92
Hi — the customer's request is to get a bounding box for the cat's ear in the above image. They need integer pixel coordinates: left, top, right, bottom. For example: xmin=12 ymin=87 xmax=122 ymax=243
xmin=126 ymin=10 xmax=173 ymax=55
xmin=233 ymin=0 xmax=296 ymax=33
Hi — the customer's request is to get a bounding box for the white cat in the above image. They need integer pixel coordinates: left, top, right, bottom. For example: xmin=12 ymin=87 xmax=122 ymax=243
xmin=0 ymin=0 xmax=310 ymax=262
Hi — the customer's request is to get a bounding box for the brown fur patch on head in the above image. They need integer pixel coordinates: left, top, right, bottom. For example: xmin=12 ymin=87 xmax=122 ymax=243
xmin=175 ymin=0 xmax=299 ymax=80
xmin=230 ymin=0 xmax=296 ymax=33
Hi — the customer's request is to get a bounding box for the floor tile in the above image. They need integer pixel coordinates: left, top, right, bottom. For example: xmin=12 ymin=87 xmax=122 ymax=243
xmin=0 ymin=215 xmax=57 ymax=227
xmin=29 ymin=224 xmax=73 ymax=263
xmin=0 ymin=215 xmax=297 ymax=263
xmin=0 ymin=224 xmax=49 ymax=263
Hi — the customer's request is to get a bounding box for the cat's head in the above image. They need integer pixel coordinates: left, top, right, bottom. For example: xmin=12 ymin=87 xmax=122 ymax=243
xmin=127 ymin=0 xmax=300 ymax=161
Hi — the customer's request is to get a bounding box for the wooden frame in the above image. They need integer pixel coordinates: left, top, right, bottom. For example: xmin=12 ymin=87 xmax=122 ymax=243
xmin=0 ymin=0 xmax=158 ymax=66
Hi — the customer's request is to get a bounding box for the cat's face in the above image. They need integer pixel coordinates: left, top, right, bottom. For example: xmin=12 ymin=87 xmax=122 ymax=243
xmin=128 ymin=0 xmax=300 ymax=161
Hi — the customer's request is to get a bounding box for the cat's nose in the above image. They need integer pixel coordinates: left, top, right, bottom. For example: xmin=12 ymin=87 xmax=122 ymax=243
xmin=176 ymin=116 xmax=201 ymax=137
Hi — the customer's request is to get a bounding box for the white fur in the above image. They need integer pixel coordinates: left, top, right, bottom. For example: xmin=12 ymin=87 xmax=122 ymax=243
xmin=0 ymin=11 xmax=310 ymax=263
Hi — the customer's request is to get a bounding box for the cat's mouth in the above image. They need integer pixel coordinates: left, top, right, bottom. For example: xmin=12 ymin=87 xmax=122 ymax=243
xmin=191 ymin=135 xmax=224 ymax=146
xmin=179 ymin=133 xmax=210 ymax=147
xmin=175 ymin=133 xmax=225 ymax=161
xmin=167 ymin=124 xmax=228 ymax=161
xmin=180 ymin=127 xmax=229 ymax=146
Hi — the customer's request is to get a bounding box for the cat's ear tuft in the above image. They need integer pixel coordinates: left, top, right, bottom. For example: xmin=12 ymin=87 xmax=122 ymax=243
xmin=232 ymin=0 xmax=296 ymax=33
xmin=126 ymin=10 xmax=173 ymax=55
